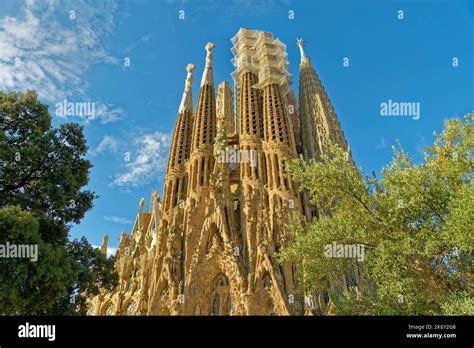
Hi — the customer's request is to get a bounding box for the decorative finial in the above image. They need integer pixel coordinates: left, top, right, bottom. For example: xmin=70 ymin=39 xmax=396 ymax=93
xmin=179 ymin=63 xmax=195 ymax=113
xmin=186 ymin=63 xmax=195 ymax=77
xmin=121 ymin=230 xmax=127 ymax=237
xmin=297 ymin=38 xmax=308 ymax=64
xmin=201 ymin=42 xmax=215 ymax=86
xmin=205 ymin=42 xmax=215 ymax=67
xmin=140 ymin=198 xmax=145 ymax=207
xmin=152 ymin=190 xmax=161 ymax=203
xmin=186 ymin=63 xmax=195 ymax=73
xmin=185 ymin=64 xmax=195 ymax=88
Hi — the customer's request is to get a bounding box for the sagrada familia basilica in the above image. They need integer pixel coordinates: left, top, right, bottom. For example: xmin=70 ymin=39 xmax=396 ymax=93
xmin=88 ymin=28 xmax=354 ymax=316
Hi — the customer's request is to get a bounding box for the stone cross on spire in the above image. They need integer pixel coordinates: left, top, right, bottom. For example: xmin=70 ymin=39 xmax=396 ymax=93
xmin=296 ymin=38 xmax=309 ymax=64
xmin=179 ymin=63 xmax=195 ymax=113
xmin=200 ymin=42 xmax=215 ymax=87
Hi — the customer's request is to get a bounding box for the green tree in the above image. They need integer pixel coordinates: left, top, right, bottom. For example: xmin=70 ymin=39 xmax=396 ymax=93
xmin=279 ymin=114 xmax=473 ymax=315
xmin=0 ymin=91 xmax=95 ymax=244
xmin=0 ymin=205 xmax=75 ymax=314
xmin=0 ymin=91 xmax=117 ymax=314
xmin=51 ymin=237 xmax=118 ymax=315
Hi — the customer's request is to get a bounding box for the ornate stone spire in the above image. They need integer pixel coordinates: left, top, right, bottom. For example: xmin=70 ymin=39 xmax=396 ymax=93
xmin=200 ymin=42 xmax=215 ymax=87
xmin=152 ymin=189 xmax=160 ymax=203
xmin=138 ymin=198 xmax=145 ymax=231
xmin=298 ymin=39 xmax=351 ymax=161
xmin=179 ymin=63 xmax=195 ymax=113
xmin=297 ymin=38 xmax=309 ymax=64
xmin=118 ymin=230 xmax=127 ymax=248
xmin=100 ymin=233 xmax=109 ymax=255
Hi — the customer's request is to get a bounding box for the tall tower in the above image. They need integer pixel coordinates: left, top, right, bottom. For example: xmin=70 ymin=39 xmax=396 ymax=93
xmin=253 ymin=31 xmax=301 ymax=310
xmin=162 ymin=63 xmax=195 ymax=213
xmin=187 ymin=42 xmax=217 ymax=200
xmin=147 ymin=64 xmax=196 ymax=315
xmin=182 ymin=42 xmax=219 ymax=299
xmin=297 ymin=39 xmax=357 ymax=314
xmin=297 ymin=38 xmax=351 ymax=162
xmin=231 ymin=29 xmax=264 ymax=283
xmin=231 ymin=28 xmax=303 ymax=315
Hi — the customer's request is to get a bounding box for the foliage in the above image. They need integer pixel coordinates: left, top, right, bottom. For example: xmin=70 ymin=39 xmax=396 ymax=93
xmin=0 ymin=205 xmax=74 ymax=314
xmin=279 ymin=114 xmax=473 ymax=315
xmin=213 ymin=123 xmax=227 ymax=157
xmin=0 ymin=91 xmax=117 ymax=314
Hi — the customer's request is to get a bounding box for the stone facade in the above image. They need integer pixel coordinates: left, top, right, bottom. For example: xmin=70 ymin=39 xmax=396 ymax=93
xmin=87 ymin=29 xmax=353 ymax=316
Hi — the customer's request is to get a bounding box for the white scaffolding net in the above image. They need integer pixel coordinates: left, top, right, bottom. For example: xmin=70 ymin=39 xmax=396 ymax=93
xmin=231 ymin=28 xmax=293 ymax=117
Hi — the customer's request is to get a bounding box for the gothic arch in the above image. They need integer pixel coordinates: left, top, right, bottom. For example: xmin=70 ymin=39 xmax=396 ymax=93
xmin=254 ymin=270 xmax=275 ymax=314
xmin=101 ymin=301 xmax=116 ymax=316
xmin=124 ymin=300 xmax=140 ymax=316
xmin=209 ymin=273 xmax=231 ymax=316
xmin=194 ymin=304 xmax=201 ymax=315
xmin=261 ymin=271 xmax=272 ymax=290
xmin=201 ymin=222 xmax=223 ymax=255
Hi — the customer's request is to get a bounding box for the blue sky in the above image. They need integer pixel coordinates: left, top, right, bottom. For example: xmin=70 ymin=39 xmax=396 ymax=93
xmin=0 ymin=0 xmax=472 ymax=253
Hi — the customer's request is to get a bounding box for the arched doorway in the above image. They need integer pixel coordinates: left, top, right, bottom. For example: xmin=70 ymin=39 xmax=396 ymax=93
xmin=210 ymin=274 xmax=231 ymax=315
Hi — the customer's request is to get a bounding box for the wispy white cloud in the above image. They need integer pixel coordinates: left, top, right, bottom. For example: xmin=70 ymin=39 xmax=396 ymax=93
xmin=124 ymin=32 xmax=153 ymax=54
xmin=140 ymin=33 xmax=153 ymax=43
xmin=104 ymin=215 xmax=134 ymax=225
xmin=111 ymin=131 xmax=172 ymax=187
xmin=91 ymin=135 xmax=120 ymax=156
xmin=0 ymin=0 xmax=120 ymax=112
xmin=92 ymin=103 xmax=126 ymax=124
